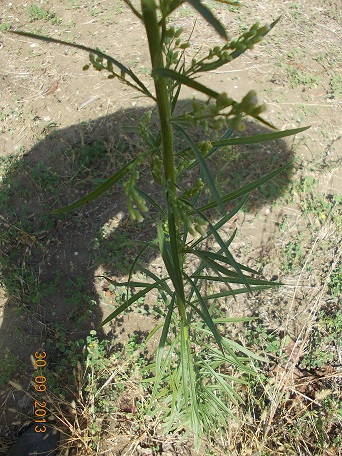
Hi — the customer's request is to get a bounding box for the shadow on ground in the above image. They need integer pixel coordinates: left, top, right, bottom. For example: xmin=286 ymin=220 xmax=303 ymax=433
xmin=0 ymin=101 xmax=293 ymax=452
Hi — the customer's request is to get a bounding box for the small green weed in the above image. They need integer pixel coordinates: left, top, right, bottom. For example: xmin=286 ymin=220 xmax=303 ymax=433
xmin=28 ymin=3 xmax=60 ymax=24
xmin=0 ymin=352 xmax=21 ymax=386
xmin=288 ymin=68 xmax=320 ymax=88
xmin=329 ymin=74 xmax=342 ymax=98
xmin=0 ymin=18 xmax=12 ymax=31
xmin=301 ymin=306 xmax=342 ymax=369
xmin=283 ymin=235 xmax=305 ymax=272
xmin=328 ymin=264 xmax=342 ymax=298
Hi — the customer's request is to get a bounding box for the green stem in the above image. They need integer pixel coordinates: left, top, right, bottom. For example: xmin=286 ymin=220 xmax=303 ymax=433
xmin=141 ymin=0 xmax=186 ymax=320
xmin=141 ymin=0 xmax=175 ymax=184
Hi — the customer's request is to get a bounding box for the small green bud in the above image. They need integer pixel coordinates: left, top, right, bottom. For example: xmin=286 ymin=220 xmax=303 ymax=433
xmin=174 ymin=27 xmax=183 ymax=38
xmin=250 ymin=22 xmax=260 ymax=32
xmin=229 ymin=39 xmax=237 ymax=49
xmin=211 ymin=118 xmax=224 ymax=130
xmin=242 ymin=90 xmax=258 ymax=108
xmin=192 ymin=99 xmax=201 ymax=112
xmin=250 ymin=104 xmax=267 ymax=116
xmin=134 ymin=210 xmax=144 ymax=223
xmin=167 ymin=27 xmax=175 ymax=37
xmin=198 ymin=142 xmax=211 ymax=156
xmin=222 ymin=51 xmax=232 ymax=62
xmin=258 ymin=24 xmax=271 ymax=36
xmin=216 ymin=92 xmax=233 ymax=109
xmin=250 ymin=36 xmax=263 ymax=45
xmin=230 ymin=115 xmax=245 ymax=131
xmin=236 ymin=42 xmax=247 ymax=51
xmin=179 ymin=42 xmax=190 ymax=50
xmin=194 ymin=223 xmax=205 ymax=236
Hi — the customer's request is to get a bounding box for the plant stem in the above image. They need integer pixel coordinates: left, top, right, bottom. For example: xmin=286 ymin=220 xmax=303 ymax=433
xmin=141 ymin=0 xmax=186 ymax=320
xmin=141 ymin=0 xmax=175 ymax=184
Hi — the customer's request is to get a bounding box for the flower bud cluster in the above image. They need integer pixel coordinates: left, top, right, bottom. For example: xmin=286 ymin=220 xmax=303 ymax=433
xmin=181 ymin=178 xmax=204 ymax=200
xmin=190 ymin=22 xmax=272 ymax=73
xmin=123 ymin=155 xmax=148 ymax=222
xmin=226 ymin=22 xmax=271 ymax=53
xmin=228 ymin=90 xmax=267 ymax=131
xmin=180 ymin=88 xmax=266 ymax=132
xmin=84 ymin=52 xmax=121 ymax=80
xmin=171 ymin=197 xmax=207 ymax=237
xmin=197 ymin=141 xmax=212 ymax=157
xmin=180 ymin=96 xmax=231 ymax=132
xmin=163 ymin=26 xmax=190 ymax=68
xmin=175 ymin=156 xmax=193 ymax=176
xmin=151 ymin=154 xmax=163 ymax=184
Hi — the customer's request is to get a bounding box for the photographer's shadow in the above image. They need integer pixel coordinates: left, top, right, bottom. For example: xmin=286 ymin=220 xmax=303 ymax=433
xmin=0 ymin=102 xmax=293 ymax=446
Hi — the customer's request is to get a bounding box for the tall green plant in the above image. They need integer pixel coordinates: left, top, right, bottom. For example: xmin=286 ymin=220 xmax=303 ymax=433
xmin=10 ymin=0 xmax=309 ymax=445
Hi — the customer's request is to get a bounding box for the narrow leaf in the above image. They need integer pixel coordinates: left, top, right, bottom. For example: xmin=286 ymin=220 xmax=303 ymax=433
xmin=52 ymin=159 xmax=134 ymax=214
xmin=9 ymin=30 xmax=153 ymax=98
xmin=155 ymin=296 xmax=176 ymax=375
xmin=176 ymin=124 xmax=225 ymax=214
xmin=198 ymin=163 xmax=291 ymax=212
xmin=191 ymin=285 xmax=272 ymax=303
xmin=145 ymin=323 xmax=164 ymax=343
xmin=123 ymin=0 xmax=143 ymax=19
xmin=190 ymin=195 xmax=248 ymax=247
xmin=187 ymin=0 xmax=227 ymax=39
xmin=191 ymin=274 xmax=282 ymax=286
xmin=203 ymin=361 xmax=242 ymax=405
xmin=195 ymin=249 xmax=260 ymax=275
xmin=213 ymin=317 xmax=259 ymax=323
xmin=153 ymin=68 xmax=219 ymax=99
xmin=211 ymin=126 xmax=310 ymax=147
xmin=135 ymin=187 xmax=165 ymax=215
xmin=101 ymin=278 xmax=166 ymax=326
xmin=185 ymin=273 xmax=224 ymax=352
xmin=157 ymin=222 xmax=186 ymax=303
xmin=222 ymin=337 xmax=268 ymax=362
xmin=196 ymin=213 xmax=252 ymax=291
